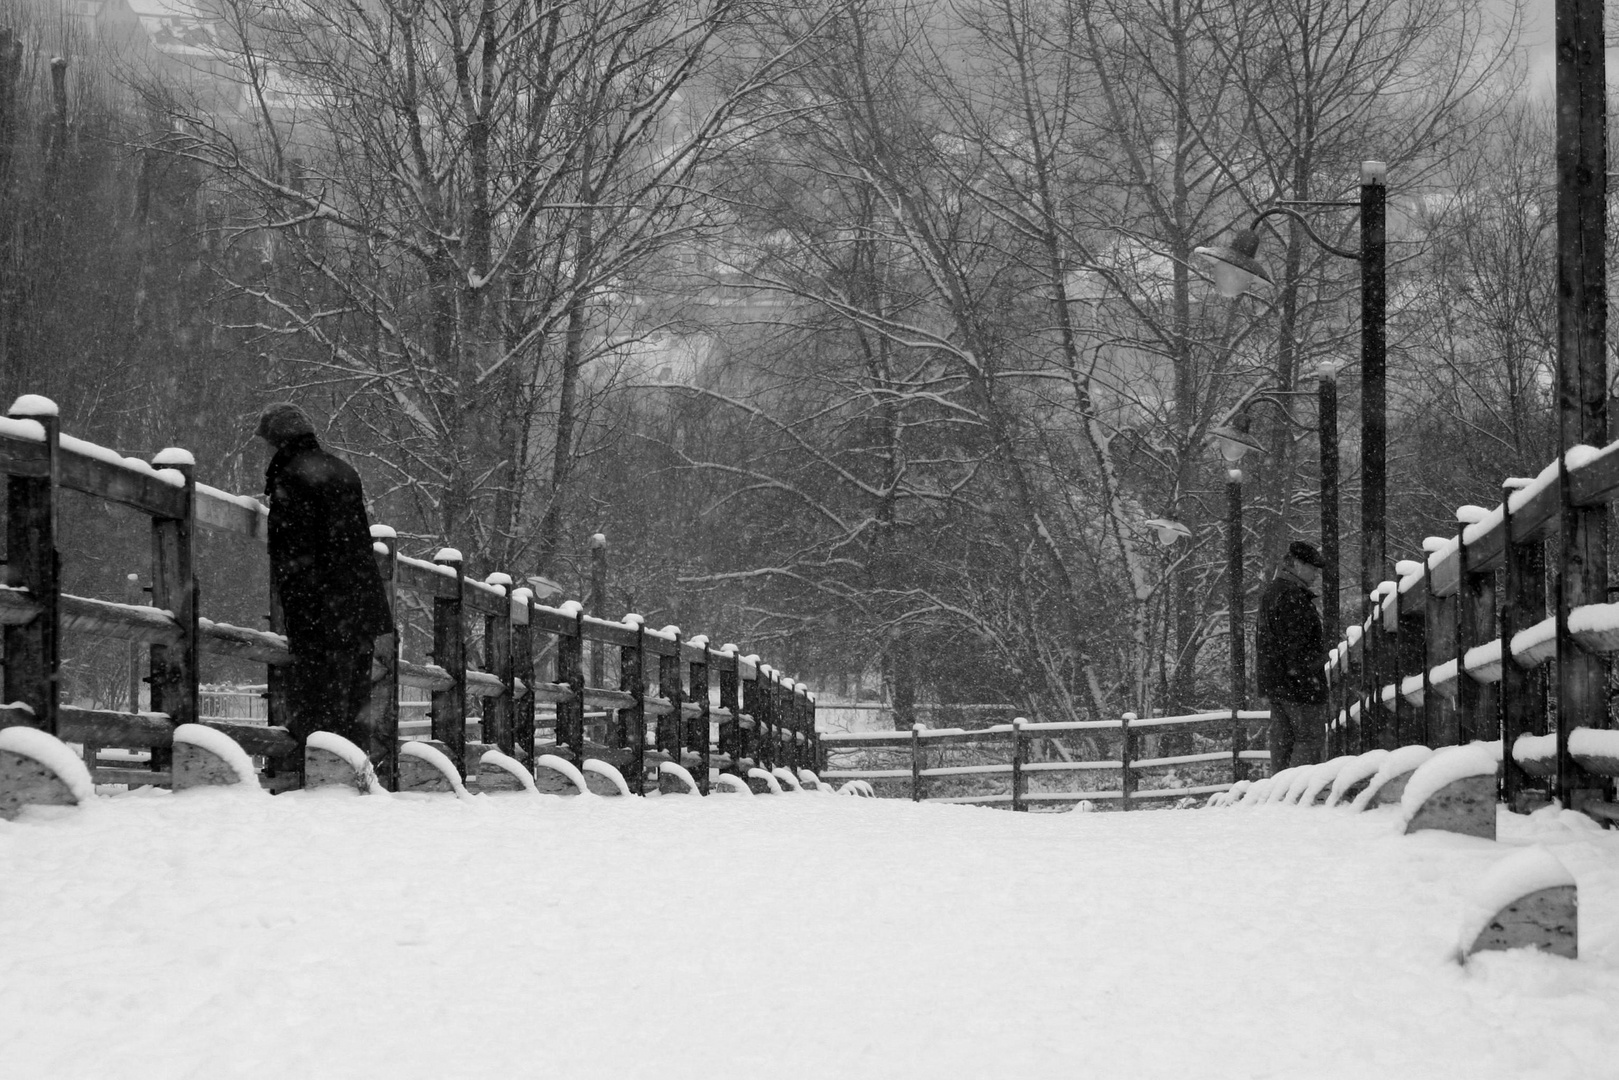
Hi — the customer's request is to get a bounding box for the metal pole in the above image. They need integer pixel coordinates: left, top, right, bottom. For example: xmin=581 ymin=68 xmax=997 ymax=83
xmin=1318 ymin=363 xmax=1340 ymax=649
xmin=1359 ymin=161 xmax=1387 ymax=630
xmin=1553 ymin=0 xmax=1608 ymax=811
xmin=1228 ymin=468 xmax=1247 ymax=779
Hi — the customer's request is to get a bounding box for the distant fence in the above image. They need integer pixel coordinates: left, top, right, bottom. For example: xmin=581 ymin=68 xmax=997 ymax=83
xmin=0 ymin=396 xmax=818 ymax=796
xmin=820 ymin=710 xmax=1272 ymax=809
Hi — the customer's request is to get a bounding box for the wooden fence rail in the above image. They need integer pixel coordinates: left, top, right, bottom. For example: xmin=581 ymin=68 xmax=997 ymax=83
xmin=0 ymin=396 xmax=821 ymax=801
xmin=1323 ymin=438 xmax=1619 ymax=825
xmin=820 ymin=709 xmax=1272 ymax=810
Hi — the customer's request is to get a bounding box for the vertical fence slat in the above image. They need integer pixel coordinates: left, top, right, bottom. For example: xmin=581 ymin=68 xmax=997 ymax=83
xmin=513 ymin=590 xmax=535 ymax=769
xmin=690 ymin=644 xmax=710 ymax=795
xmin=718 ymin=645 xmax=740 ymax=780
xmin=1011 ymin=717 xmax=1026 ymax=812
xmin=484 ymin=573 xmax=514 ymax=756
xmin=621 ymin=622 xmax=645 ymax=795
xmin=557 ymin=609 xmax=586 ymax=759
xmin=1 ymin=405 xmax=58 ymax=735
xmin=431 ymin=549 xmax=467 ymax=776
xmin=1120 ymin=712 xmax=1135 ymax=809
xmin=910 ymin=722 xmax=922 ymax=802
xmin=372 ymin=528 xmax=400 ymax=790
xmin=657 ymin=637 xmax=682 ymax=764
xmin=148 ymin=450 xmax=197 ymax=774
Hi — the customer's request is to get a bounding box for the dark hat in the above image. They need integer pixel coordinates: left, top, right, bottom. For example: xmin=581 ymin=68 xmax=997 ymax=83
xmin=1287 ymin=540 xmax=1326 ymax=569
xmin=255 ymin=402 xmax=315 ymax=446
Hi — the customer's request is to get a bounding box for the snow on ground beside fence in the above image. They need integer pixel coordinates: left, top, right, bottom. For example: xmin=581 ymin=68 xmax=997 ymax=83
xmin=2 ymin=791 xmax=1618 ymax=1078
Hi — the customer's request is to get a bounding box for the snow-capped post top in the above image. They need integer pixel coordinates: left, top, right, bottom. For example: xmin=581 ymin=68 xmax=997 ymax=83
xmin=558 ymin=599 xmax=583 ymax=618
xmin=433 ymin=547 xmax=462 ymax=565
xmin=687 ymin=634 xmax=709 ymax=650
xmin=720 ymin=642 xmax=738 ymax=655
xmin=742 ymin=653 xmax=761 ymax=665
xmin=1456 ymin=505 xmax=1489 ymax=525
xmin=152 ymin=447 xmax=195 ymax=468
xmin=1227 ymin=468 xmax=1242 ymax=484
xmin=660 ymin=624 xmax=680 ymax=638
xmin=781 ymin=677 xmax=796 ymax=692
xmin=589 ymin=532 xmax=607 ymax=549
xmin=369 ymin=524 xmax=397 ymax=539
xmin=511 ymin=587 xmax=533 ymax=605
xmin=1361 ymin=159 xmax=1387 ymax=184
xmin=7 ymin=394 xmax=58 ymax=417
xmin=623 ymin=612 xmax=644 ymax=627
xmin=1421 ymin=537 xmax=1448 ymax=553
xmin=485 ymin=572 xmax=513 ymax=588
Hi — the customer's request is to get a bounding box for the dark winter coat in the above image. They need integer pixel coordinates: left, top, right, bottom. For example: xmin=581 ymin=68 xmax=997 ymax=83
xmin=1256 ymin=568 xmax=1327 ymax=704
xmin=265 ymin=433 xmax=393 ymax=649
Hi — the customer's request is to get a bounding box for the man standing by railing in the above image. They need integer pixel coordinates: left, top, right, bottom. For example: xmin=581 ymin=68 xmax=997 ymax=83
xmin=257 ymin=404 xmax=395 ymax=764
xmin=1256 ymin=541 xmax=1328 ymax=772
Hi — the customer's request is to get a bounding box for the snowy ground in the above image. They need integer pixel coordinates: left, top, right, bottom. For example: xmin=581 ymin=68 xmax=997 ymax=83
xmin=3 ymin=788 xmax=1617 ymax=1079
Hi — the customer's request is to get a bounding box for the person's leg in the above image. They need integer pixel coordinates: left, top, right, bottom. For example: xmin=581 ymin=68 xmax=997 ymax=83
xmin=1294 ymin=701 xmax=1326 ymax=767
xmin=331 ymin=637 xmax=375 ymax=749
xmin=1269 ymin=698 xmax=1296 ymax=773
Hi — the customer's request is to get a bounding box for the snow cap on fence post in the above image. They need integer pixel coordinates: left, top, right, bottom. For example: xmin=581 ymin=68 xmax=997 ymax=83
xmin=7 ymin=394 xmax=58 ymax=417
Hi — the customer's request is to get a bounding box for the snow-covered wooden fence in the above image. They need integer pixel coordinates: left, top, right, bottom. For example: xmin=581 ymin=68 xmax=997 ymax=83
xmin=0 ymin=396 xmax=821 ymax=810
xmin=1324 ymin=438 xmax=1619 ymax=826
xmin=820 ymin=710 xmax=1272 ymax=809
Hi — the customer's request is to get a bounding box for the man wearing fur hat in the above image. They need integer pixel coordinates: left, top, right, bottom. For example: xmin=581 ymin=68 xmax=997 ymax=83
xmin=257 ymin=403 xmax=394 ymax=764
xmin=1256 ymin=540 xmax=1329 ymax=771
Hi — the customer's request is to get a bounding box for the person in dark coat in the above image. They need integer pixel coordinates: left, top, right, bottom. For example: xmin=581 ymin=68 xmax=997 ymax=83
xmin=1256 ymin=540 xmax=1328 ymax=771
xmin=257 ymin=403 xmax=394 ymax=757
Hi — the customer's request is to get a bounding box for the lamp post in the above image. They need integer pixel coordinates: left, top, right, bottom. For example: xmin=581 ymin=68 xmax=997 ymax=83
xmin=1194 ymin=163 xmax=1387 ymax=630
xmin=1227 ymin=466 xmax=1246 ymax=780
xmin=1316 ymin=361 xmax=1341 ymax=648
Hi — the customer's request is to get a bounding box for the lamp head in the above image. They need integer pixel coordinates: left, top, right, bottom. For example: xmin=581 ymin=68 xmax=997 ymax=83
xmin=1194 ymin=229 xmax=1273 ymax=298
xmin=1143 ymin=518 xmax=1190 ymax=546
xmin=1208 ymin=419 xmax=1265 ymax=463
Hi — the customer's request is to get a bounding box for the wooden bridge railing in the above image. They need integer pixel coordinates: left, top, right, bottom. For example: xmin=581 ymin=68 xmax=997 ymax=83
xmin=0 ymin=396 xmax=820 ymax=796
xmin=820 ymin=709 xmax=1272 ymax=809
xmin=1324 ymin=437 xmax=1619 ymax=824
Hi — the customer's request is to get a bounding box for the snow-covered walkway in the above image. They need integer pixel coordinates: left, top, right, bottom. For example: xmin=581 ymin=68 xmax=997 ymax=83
xmin=3 ymin=789 xmax=1617 ymax=1078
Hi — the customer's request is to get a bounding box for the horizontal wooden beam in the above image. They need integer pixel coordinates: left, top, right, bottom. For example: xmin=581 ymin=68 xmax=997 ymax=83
xmin=55 ymin=704 xmax=297 ymax=757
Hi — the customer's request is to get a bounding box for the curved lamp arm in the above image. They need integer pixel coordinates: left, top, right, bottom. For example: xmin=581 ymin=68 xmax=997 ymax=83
xmin=1249 ymin=205 xmax=1360 ymax=261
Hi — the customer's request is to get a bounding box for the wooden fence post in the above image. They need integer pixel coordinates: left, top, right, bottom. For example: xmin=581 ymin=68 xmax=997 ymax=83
xmin=739 ymin=655 xmax=760 ymax=772
xmin=1456 ymin=510 xmax=1494 ymax=746
xmin=689 ymin=637 xmax=710 ymax=795
xmin=1120 ymin=712 xmax=1135 ymax=810
xmin=910 ymin=721 xmax=923 ymax=802
xmin=431 ymin=548 xmax=467 ymax=776
xmin=558 ymin=607 xmax=586 ymax=759
xmin=755 ymin=664 xmax=775 ymax=770
xmin=484 ymin=572 xmax=514 ymax=755
xmin=657 ymin=630 xmax=682 ymax=763
xmin=1393 ymin=579 xmax=1417 ymax=745
xmin=621 ymin=617 xmax=646 ymax=794
xmin=1500 ymin=479 xmax=1546 ymax=806
xmin=2 ymin=397 xmax=58 ymax=735
xmin=148 ymin=448 xmax=198 ymax=773
xmin=1011 ymin=717 xmax=1026 ymax=812
xmin=1423 ymin=544 xmax=1458 ymax=747
xmin=718 ymin=644 xmax=741 ymax=779
xmin=371 ymin=525 xmax=400 ymax=791
xmin=513 ymin=588 xmax=536 ymax=768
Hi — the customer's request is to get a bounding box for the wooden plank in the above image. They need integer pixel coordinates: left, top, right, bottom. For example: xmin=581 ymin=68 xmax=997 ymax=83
xmin=194 ymin=484 xmax=267 ymax=540
xmin=56 ymin=704 xmax=296 ymax=757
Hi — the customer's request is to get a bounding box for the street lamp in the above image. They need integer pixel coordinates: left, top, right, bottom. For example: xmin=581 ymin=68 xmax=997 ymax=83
xmin=1195 ymin=161 xmax=1387 ymax=631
